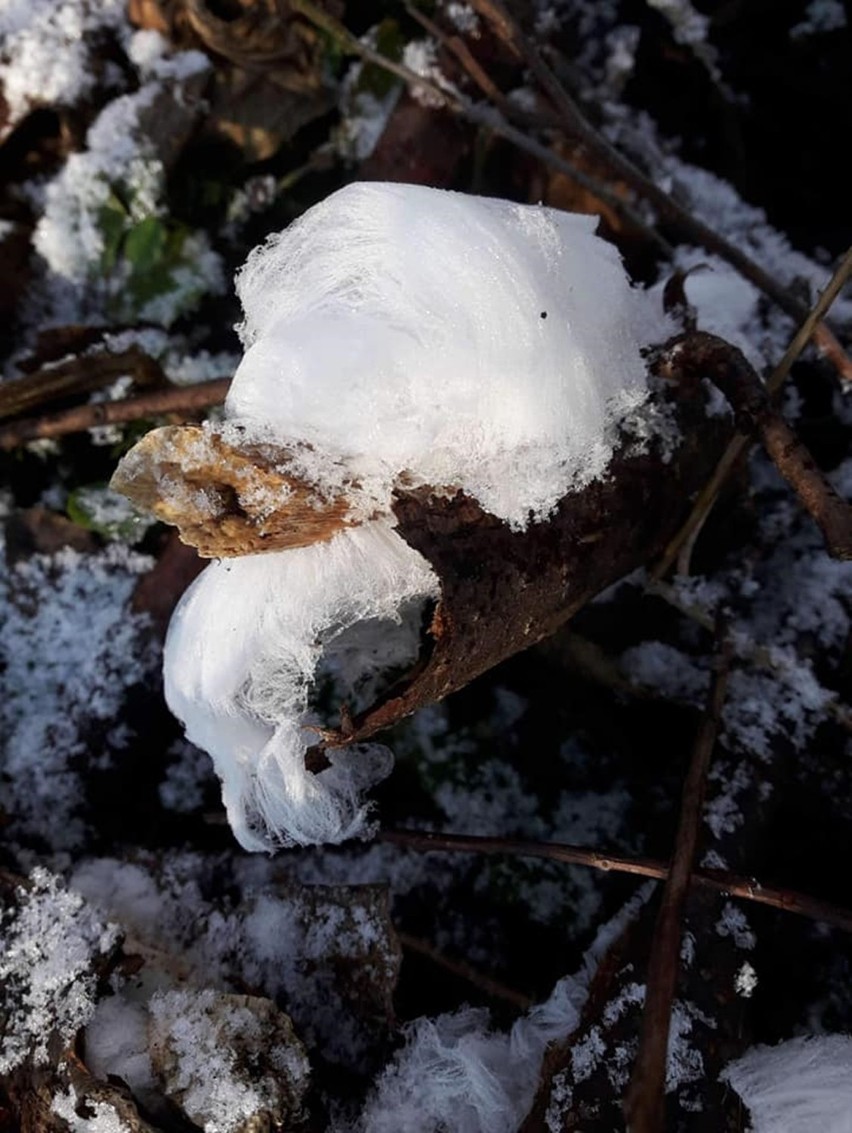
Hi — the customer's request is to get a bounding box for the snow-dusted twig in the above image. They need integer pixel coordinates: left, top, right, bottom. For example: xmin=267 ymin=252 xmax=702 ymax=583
xmin=0 ymin=377 xmax=230 ymax=449
xmin=624 ymin=632 xmax=731 ymax=1133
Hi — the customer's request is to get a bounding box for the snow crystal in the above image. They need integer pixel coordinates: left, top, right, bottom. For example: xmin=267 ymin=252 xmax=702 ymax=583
xmin=646 ymin=0 xmax=710 ymax=48
xmin=402 ymin=39 xmax=451 ymax=108
xmin=722 ymin=1034 xmax=852 ymax=1133
xmin=735 ymin=961 xmax=758 ymax=998
xmin=125 ymin=29 xmax=209 ymax=82
xmin=0 ymin=868 xmax=119 ymax=1072
xmin=715 ymin=902 xmax=756 ymax=950
xmin=445 ymin=3 xmax=480 ymax=35
xmin=791 ymin=1 xmax=847 ymax=38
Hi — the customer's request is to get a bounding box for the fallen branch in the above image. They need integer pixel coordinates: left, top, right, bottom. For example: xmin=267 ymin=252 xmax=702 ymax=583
xmin=624 ymin=632 xmax=731 ymax=1133
xmin=0 ymin=378 xmax=230 ymax=450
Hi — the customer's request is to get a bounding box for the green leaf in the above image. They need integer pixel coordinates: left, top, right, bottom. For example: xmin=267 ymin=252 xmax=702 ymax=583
xmin=124 ymin=216 xmax=169 ymax=275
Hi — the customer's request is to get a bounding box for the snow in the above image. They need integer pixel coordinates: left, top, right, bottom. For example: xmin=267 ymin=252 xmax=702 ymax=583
xmin=52 ymin=1084 xmax=131 ymax=1133
xmin=0 ymin=540 xmax=157 ymax=850
xmin=0 ymin=868 xmax=119 ymax=1072
xmin=231 ymin=182 xmax=663 ymax=529
xmin=722 ymin=1035 xmax=852 ymax=1133
xmin=0 ymin=0 xmax=127 ymax=135
xmin=148 ymin=988 xmax=310 ymax=1133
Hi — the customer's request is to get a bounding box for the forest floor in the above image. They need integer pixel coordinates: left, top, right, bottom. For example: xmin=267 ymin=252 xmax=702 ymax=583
xmin=1 ymin=2 xmax=852 ymax=1131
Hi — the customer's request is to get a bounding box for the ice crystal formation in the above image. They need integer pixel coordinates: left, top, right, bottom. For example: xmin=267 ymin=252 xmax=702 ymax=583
xmin=162 ymin=182 xmax=664 ymax=851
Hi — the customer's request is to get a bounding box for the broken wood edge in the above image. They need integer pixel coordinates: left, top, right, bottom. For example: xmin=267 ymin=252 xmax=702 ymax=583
xmin=111 ymin=422 xmax=361 ymax=557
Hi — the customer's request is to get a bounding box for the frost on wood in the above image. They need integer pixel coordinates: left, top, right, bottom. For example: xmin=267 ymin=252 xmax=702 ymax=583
xmin=0 ymin=869 xmax=119 ymax=1072
xmin=229 ymin=182 xmax=659 ymax=528
xmin=115 ymin=182 xmax=700 ymax=852
xmin=164 ymin=521 xmax=438 ymax=849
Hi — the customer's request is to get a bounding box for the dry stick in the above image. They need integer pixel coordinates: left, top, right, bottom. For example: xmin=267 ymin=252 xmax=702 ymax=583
xmin=0 ymin=378 xmax=231 ymax=450
xmin=466 ymin=0 xmax=850 ymax=368
xmin=397 ymin=931 xmax=533 ymax=1011
xmin=379 ymin=829 xmax=852 ymax=936
xmin=0 ymin=347 xmax=166 ymax=421
xmin=651 ymin=247 xmax=852 ymax=580
xmin=623 ymin=635 xmax=732 ymax=1133
xmin=681 ymin=332 xmax=852 ymax=559
xmin=290 ymin=0 xmax=673 ymax=258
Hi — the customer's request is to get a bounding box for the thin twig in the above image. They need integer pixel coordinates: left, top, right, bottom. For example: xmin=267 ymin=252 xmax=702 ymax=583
xmin=768 ymin=245 xmax=852 ymax=395
xmin=651 ymin=246 xmax=852 ymax=579
xmin=676 ymin=332 xmax=852 ymax=560
xmin=466 ymin=0 xmax=852 ymax=361
xmin=397 ymin=931 xmax=533 ymax=1011
xmin=291 ymin=0 xmax=673 ymax=257
xmin=624 ymin=634 xmax=731 ymax=1133
xmin=658 ymin=247 xmax=852 ymax=577
xmin=0 ymin=378 xmax=230 ymax=449
xmin=378 ymin=830 xmax=852 ymax=936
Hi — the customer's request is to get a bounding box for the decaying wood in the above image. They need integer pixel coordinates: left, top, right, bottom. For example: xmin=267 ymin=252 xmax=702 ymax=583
xmin=111 ymin=423 xmax=356 ymax=557
xmin=108 ymin=331 xmax=850 ymax=752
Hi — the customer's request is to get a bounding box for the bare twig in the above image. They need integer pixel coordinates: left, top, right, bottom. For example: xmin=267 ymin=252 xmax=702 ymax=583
xmin=652 ymin=332 xmax=852 ymax=562
xmin=768 ymin=245 xmax=852 ymax=395
xmin=397 ymin=931 xmax=533 ymax=1011
xmin=652 ymin=246 xmax=852 ymax=579
xmin=624 ymin=634 xmax=731 ymax=1133
xmin=379 ymin=829 xmax=852 ymax=936
xmin=0 ymin=378 xmax=230 ymax=449
xmin=291 ymin=0 xmax=673 ymax=257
